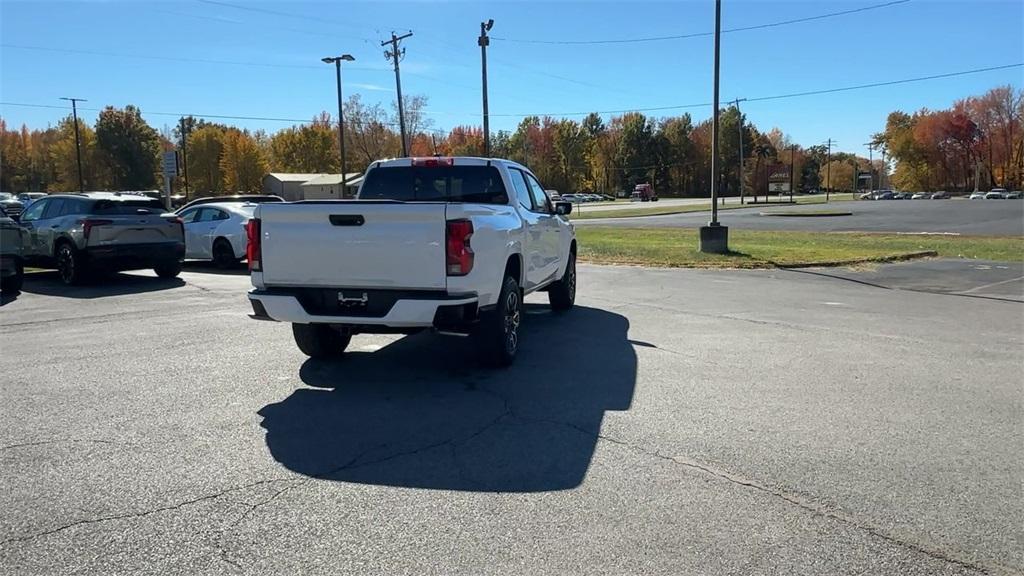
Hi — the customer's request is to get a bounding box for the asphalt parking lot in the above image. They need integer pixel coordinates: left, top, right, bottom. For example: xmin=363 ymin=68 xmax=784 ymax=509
xmin=580 ymin=199 xmax=1024 ymax=236
xmin=1 ymin=263 xmax=1021 ymax=575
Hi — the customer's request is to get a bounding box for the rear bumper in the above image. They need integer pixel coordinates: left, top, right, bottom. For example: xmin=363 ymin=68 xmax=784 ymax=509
xmin=85 ymin=242 xmax=184 ymax=269
xmin=248 ymin=288 xmax=478 ymax=328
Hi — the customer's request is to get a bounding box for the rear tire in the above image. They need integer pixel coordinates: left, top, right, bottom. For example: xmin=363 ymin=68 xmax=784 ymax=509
xmin=154 ymin=261 xmax=182 ymax=279
xmin=477 ymin=275 xmax=521 ymax=367
xmin=56 ymin=242 xmax=87 ymax=285
xmin=292 ymin=323 xmax=351 ymax=359
xmin=548 ymin=252 xmax=576 ymax=312
xmin=212 ymin=238 xmax=238 ymax=269
xmin=1 ymin=260 xmax=23 ymax=294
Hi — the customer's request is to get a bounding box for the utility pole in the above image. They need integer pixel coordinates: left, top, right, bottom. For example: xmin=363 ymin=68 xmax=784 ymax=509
xmin=880 ymin=147 xmax=886 ymax=189
xmin=180 ymin=118 xmax=190 ymax=200
xmin=699 ymin=0 xmax=728 ymax=254
xmin=382 ymin=31 xmax=414 ymax=157
xmin=789 ymin=144 xmax=796 ymax=202
xmin=730 ymin=98 xmax=747 ymax=204
xmin=60 ymin=97 xmax=86 ymax=193
xmin=322 ymin=54 xmax=355 ymax=185
xmin=479 ymin=19 xmax=493 ymax=157
xmin=824 ymin=138 xmax=834 ymax=202
xmin=864 ymin=142 xmax=874 ymax=193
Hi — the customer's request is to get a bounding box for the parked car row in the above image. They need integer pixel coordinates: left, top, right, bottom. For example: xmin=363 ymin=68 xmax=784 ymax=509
xmin=969 ymin=188 xmax=1023 ymax=199
xmin=0 ymin=192 xmax=284 ymax=292
xmin=559 ymin=193 xmax=612 ymax=204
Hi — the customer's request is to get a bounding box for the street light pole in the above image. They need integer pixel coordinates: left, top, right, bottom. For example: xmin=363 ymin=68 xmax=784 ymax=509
xmin=323 ymin=54 xmax=355 ymax=190
xmin=60 ymin=97 xmax=86 ymax=193
xmin=479 ymin=19 xmax=493 ymax=157
xmin=699 ymin=0 xmax=728 ymax=254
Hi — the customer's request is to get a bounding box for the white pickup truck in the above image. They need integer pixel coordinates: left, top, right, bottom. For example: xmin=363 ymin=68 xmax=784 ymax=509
xmin=247 ymin=157 xmax=577 ymax=366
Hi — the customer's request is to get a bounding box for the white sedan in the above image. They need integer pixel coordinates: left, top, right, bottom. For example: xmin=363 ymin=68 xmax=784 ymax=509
xmin=176 ymin=202 xmax=255 ymax=267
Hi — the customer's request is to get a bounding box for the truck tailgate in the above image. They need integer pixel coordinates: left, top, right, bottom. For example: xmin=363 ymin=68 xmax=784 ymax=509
xmin=259 ymin=202 xmax=448 ymax=289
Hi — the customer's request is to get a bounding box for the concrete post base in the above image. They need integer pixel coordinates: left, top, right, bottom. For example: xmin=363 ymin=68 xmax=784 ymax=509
xmin=699 ymin=223 xmax=729 ymax=254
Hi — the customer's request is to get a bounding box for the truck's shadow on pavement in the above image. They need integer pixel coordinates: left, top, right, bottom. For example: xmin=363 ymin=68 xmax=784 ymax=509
xmin=258 ymin=305 xmax=636 ymax=492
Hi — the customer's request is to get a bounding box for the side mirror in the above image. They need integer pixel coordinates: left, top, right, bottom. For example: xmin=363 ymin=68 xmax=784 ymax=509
xmin=555 ymin=201 xmax=573 ymax=216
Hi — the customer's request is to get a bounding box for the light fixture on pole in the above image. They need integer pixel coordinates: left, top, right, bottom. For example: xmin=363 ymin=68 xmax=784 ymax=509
xmin=59 ymin=97 xmax=86 ymax=193
xmin=322 ymin=54 xmax=355 ymax=191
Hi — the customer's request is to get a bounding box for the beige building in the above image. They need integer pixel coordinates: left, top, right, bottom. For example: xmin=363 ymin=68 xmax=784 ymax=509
xmin=262 ymin=173 xmax=362 ymax=201
xmin=262 ymin=173 xmax=325 ymax=201
xmin=300 ymin=173 xmax=363 ymax=200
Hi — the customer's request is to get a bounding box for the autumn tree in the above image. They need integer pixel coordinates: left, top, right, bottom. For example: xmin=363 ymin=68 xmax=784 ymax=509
xmin=187 ymin=125 xmax=226 ymax=193
xmin=220 ymin=129 xmax=267 ymax=192
xmin=50 ymin=116 xmax=109 ymax=191
xmin=270 ymin=113 xmax=338 ymax=173
xmin=95 ymin=105 xmax=160 ymax=190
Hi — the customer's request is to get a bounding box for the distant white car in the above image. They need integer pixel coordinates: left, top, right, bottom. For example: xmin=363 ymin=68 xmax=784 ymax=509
xmin=969 ymin=191 xmax=987 ymax=199
xmin=177 ymin=202 xmax=255 ymax=267
xmin=910 ymin=192 xmax=929 ymax=200
xmin=931 ymin=191 xmax=950 ymax=199
xmin=984 ymin=189 xmax=1006 ymax=200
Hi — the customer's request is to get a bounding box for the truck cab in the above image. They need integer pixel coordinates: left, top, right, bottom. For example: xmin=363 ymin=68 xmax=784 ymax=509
xmin=631 ymin=183 xmax=658 ymax=202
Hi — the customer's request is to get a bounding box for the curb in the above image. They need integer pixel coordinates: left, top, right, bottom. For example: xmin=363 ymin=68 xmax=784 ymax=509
xmin=770 ymin=250 xmax=938 ymax=269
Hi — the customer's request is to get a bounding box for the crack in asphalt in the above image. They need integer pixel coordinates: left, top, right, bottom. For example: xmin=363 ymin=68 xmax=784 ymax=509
xmin=546 ymin=424 xmax=992 ymax=575
xmin=0 ymin=439 xmax=128 ymax=451
xmin=0 ymin=478 xmax=295 ymax=547
xmin=1 ymin=385 xmax=997 ymax=575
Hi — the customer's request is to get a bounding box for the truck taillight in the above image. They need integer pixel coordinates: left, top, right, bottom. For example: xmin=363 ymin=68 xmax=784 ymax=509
xmin=445 ymin=219 xmax=474 ymax=276
xmin=81 ymin=219 xmax=112 ymax=240
xmin=246 ymin=218 xmax=261 ymax=271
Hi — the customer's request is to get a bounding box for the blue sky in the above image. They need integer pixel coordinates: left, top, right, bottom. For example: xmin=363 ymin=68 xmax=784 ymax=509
xmin=1 ymin=0 xmax=1022 ymax=155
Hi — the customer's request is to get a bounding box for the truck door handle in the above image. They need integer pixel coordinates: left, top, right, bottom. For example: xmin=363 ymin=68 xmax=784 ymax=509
xmin=330 ymin=215 xmax=364 ymax=226
xmin=50 ymin=224 xmax=60 ymax=229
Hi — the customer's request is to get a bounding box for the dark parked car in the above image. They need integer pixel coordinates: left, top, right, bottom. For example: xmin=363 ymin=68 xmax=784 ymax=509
xmin=0 ymin=193 xmax=25 ymax=221
xmin=0 ymin=205 xmax=25 ymax=293
xmin=176 ymin=194 xmax=284 ymax=212
xmin=18 ymin=193 xmax=185 ymax=285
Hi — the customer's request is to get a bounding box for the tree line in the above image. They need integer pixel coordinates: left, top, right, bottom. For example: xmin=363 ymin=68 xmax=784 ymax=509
xmin=875 ymin=86 xmax=1023 ymax=192
xmin=3 ymin=85 xmax=1019 ymax=197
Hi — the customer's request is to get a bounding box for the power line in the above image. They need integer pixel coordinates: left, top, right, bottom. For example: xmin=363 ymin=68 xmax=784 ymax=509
xmin=0 ymin=102 xmax=448 ymax=133
xmin=491 ymin=0 xmax=911 ymax=45
xmin=476 ymin=62 xmax=1024 ymax=118
xmin=3 ymin=63 xmax=1020 ymax=127
xmin=743 ymin=63 xmax=1024 ymax=103
xmin=0 ymin=43 xmax=470 ymax=89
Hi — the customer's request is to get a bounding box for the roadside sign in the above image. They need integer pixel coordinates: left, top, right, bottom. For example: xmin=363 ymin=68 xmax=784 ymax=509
xmin=768 ymin=163 xmax=789 ymax=182
xmin=769 ymin=182 xmax=790 ymax=193
xmin=162 ymin=151 xmax=178 ymax=178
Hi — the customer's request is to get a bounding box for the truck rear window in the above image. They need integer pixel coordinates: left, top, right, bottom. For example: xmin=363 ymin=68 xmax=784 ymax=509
xmin=359 ymin=166 xmax=509 ymax=204
xmin=91 ymin=199 xmax=166 ymax=214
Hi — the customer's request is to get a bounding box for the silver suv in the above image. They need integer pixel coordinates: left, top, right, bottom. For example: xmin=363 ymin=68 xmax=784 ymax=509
xmin=18 ymin=193 xmax=185 ymax=285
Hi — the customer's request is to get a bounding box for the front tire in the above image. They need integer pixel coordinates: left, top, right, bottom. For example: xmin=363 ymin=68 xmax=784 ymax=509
xmin=548 ymin=252 xmax=576 ymax=312
xmin=154 ymin=261 xmax=182 ymax=278
xmin=292 ymin=323 xmax=351 ymax=359
xmin=56 ymin=242 xmax=87 ymax=285
xmin=477 ymin=275 xmax=521 ymax=367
